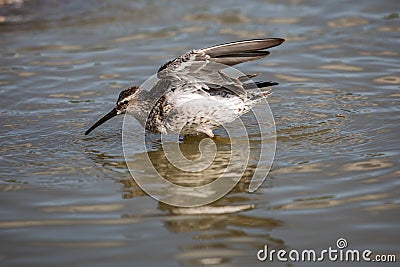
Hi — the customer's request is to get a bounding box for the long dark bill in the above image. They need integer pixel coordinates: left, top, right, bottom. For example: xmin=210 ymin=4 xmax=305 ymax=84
xmin=85 ymin=108 xmax=118 ymax=135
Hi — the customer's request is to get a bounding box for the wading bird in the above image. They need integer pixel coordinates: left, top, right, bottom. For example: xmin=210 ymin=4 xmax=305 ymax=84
xmin=85 ymin=38 xmax=285 ymax=137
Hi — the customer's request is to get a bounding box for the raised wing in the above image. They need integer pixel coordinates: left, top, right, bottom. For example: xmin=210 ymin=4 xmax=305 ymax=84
xmin=158 ymin=38 xmax=285 ymax=72
xmin=157 ymin=38 xmax=285 ymax=98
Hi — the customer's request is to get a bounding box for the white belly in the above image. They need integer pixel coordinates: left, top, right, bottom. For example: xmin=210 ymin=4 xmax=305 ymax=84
xmin=164 ymin=91 xmax=253 ymax=136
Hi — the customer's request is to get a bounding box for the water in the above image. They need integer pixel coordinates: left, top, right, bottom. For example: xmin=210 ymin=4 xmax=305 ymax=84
xmin=0 ymin=0 xmax=399 ymax=266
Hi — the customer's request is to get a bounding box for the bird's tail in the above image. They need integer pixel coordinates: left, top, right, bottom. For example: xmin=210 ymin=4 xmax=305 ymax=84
xmin=243 ymin=80 xmax=277 ymax=100
xmin=238 ymin=73 xmax=278 ymax=90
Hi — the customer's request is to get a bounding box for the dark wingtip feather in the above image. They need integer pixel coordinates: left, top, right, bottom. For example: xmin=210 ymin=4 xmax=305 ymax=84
xmin=212 ymin=51 xmax=270 ymax=66
xmin=243 ymin=81 xmax=279 ymax=90
xmin=202 ymin=38 xmax=285 ymax=57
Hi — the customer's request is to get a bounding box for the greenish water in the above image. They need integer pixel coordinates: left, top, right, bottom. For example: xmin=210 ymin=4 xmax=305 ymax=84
xmin=0 ymin=0 xmax=399 ymax=266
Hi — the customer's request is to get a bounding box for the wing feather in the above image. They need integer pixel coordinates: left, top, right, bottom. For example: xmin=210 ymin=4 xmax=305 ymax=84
xmin=158 ymin=38 xmax=284 ymax=72
xmin=200 ymin=38 xmax=284 ymax=58
xmin=156 ymin=38 xmax=285 ymax=98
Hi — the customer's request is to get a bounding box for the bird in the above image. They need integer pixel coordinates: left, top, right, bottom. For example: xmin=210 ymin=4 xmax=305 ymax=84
xmin=85 ymin=38 xmax=285 ymax=137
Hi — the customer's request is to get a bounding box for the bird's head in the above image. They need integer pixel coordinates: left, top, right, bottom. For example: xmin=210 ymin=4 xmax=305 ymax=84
xmin=85 ymin=86 xmax=140 ymax=135
xmin=115 ymin=86 xmax=140 ymax=114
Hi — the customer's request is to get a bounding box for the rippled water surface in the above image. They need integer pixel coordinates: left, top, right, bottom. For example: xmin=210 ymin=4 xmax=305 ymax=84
xmin=1 ymin=0 xmax=399 ymax=266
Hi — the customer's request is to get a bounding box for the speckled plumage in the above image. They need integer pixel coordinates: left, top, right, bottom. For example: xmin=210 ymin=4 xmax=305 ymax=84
xmin=85 ymin=38 xmax=285 ymax=137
